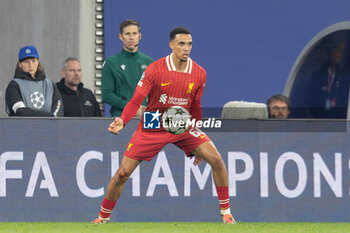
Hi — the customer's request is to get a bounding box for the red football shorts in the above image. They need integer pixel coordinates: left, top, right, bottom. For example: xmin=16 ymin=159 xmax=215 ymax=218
xmin=124 ymin=127 xmax=211 ymax=161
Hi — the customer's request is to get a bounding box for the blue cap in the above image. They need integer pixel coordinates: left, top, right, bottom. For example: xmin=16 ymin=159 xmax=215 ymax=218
xmin=18 ymin=45 xmax=39 ymax=61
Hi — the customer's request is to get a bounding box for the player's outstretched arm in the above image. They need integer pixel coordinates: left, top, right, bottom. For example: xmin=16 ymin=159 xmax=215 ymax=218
xmin=108 ymin=117 xmax=124 ymax=135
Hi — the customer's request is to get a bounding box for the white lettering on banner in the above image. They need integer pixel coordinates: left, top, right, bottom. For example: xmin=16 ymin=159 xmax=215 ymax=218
xmin=130 ymin=163 xmax=140 ymax=197
xmin=228 ymin=152 xmax=254 ymax=196
xmin=314 ymin=153 xmax=342 ymax=197
xmin=111 ymin=151 xmax=140 ymax=197
xmin=76 ymin=151 xmax=104 ymax=198
xmin=25 ymin=152 xmax=58 ymax=197
xmin=0 ymin=150 xmax=348 ymax=198
xmin=184 ymin=155 xmax=215 ymax=196
xmin=146 ymin=151 xmax=178 ymax=197
xmin=260 ymin=152 xmax=269 ymax=197
xmin=0 ymin=151 xmax=23 ymax=197
xmin=111 ymin=151 xmax=119 ymax=176
xmin=275 ymin=152 xmax=307 ymax=198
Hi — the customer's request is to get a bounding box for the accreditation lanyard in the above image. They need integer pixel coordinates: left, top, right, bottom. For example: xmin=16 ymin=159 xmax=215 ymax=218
xmin=327 ymin=68 xmax=336 ymax=97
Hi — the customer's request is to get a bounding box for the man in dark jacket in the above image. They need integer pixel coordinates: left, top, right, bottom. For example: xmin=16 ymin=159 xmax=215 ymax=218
xmin=56 ymin=58 xmax=102 ymax=117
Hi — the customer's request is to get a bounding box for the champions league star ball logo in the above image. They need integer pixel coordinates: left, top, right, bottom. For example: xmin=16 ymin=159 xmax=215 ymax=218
xmin=162 ymin=106 xmax=191 ymax=135
xmin=30 ymin=91 xmax=45 ymax=109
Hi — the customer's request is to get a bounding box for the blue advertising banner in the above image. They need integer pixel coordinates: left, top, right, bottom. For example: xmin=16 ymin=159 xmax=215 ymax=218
xmin=0 ymin=118 xmax=349 ymax=222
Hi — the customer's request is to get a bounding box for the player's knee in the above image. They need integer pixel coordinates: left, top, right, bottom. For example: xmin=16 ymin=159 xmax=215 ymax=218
xmin=114 ymin=168 xmax=130 ymax=183
xmin=209 ymin=153 xmax=225 ymax=170
xmin=118 ymin=170 xmax=130 ymax=181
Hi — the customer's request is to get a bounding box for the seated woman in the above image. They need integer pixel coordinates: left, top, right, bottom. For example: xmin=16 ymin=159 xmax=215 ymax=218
xmin=5 ymin=45 xmax=63 ymax=116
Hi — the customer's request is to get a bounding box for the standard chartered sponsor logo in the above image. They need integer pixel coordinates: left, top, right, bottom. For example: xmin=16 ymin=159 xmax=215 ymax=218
xmin=158 ymin=94 xmax=189 ymax=105
xmin=168 ymin=97 xmax=188 ymax=105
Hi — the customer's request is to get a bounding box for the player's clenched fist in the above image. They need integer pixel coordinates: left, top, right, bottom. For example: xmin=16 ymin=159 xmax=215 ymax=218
xmin=108 ymin=117 xmax=124 ymax=135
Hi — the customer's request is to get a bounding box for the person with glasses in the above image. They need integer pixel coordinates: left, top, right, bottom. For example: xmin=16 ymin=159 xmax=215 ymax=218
xmin=266 ymin=94 xmax=290 ymax=119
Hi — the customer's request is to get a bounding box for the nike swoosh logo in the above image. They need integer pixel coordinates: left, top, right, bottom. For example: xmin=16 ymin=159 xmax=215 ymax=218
xmin=161 ymin=82 xmax=171 ymax=86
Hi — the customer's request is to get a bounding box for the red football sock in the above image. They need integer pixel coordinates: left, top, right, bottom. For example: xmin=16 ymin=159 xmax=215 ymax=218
xmin=99 ymin=198 xmax=117 ymax=218
xmin=216 ymin=186 xmax=230 ymax=211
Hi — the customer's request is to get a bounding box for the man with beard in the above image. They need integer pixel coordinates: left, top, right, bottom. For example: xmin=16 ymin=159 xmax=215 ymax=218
xmin=266 ymin=94 xmax=290 ymax=119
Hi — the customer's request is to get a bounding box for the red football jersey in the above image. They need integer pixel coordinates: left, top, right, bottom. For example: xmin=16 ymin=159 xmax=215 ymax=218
xmin=136 ymin=54 xmax=206 ymax=114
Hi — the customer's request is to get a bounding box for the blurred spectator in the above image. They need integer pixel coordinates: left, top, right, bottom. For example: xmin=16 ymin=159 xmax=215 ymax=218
xmin=306 ymin=40 xmax=348 ymax=118
xmin=266 ymin=94 xmax=290 ymax=119
xmin=5 ymin=45 xmax=63 ymax=117
xmin=56 ymin=58 xmax=102 ymax=117
xmin=102 ymin=19 xmax=154 ymax=117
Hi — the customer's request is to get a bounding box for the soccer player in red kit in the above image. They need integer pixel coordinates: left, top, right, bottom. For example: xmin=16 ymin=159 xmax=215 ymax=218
xmin=92 ymin=27 xmax=236 ymax=224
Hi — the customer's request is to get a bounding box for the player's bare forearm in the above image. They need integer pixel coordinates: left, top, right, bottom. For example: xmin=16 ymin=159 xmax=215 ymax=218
xmin=108 ymin=117 xmax=124 ymax=135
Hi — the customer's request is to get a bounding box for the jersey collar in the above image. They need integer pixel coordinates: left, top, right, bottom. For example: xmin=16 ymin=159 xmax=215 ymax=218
xmin=166 ymin=53 xmax=192 ymax=74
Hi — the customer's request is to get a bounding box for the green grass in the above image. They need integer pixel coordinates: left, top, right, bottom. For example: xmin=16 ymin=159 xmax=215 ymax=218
xmin=1 ymin=222 xmax=350 ymax=233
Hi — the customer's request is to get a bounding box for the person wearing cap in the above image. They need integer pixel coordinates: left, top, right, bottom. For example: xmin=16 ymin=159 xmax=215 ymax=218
xmin=5 ymin=45 xmax=63 ymax=116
